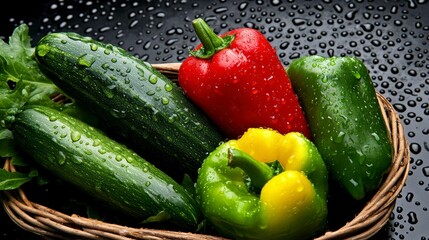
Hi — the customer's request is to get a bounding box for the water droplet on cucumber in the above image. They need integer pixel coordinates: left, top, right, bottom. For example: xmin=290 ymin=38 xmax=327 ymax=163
xmin=36 ymin=45 xmax=50 ymax=57
xmin=73 ymin=155 xmax=84 ymax=164
xmin=149 ymin=74 xmax=158 ymax=84
xmin=70 ymin=131 xmax=81 ymax=142
xmin=92 ymin=139 xmax=101 ymax=147
xmin=146 ymin=90 xmax=155 ymax=96
xmin=89 ymin=43 xmax=98 ymax=51
xmin=164 ymin=83 xmax=173 ymax=92
xmin=161 ymin=97 xmax=169 ymax=105
xmin=78 ymin=54 xmax=96 ymax=67
xmin=103 ymin=85 xmax=116 ymax=98
xmin=126 ymin=157 xmax=134 ymax=163
xmin=57 ymin=151 xmax=66 ymax=165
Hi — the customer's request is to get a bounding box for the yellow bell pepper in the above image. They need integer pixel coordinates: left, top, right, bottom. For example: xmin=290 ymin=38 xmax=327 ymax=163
xmin=196 ymin=128 xmax=329 ymax=240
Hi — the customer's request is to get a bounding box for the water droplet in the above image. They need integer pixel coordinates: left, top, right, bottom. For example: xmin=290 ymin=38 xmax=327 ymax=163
xmin=322 ymin=76 xmax=328 ymax=83
xmin=238 ymin=2 xmax=248 ymax=11
xmin=349 ymin=178 xmax=358 ymax=187
xmin=333 ymin=4 xmax=343 ymax=13
xmin=422 ymin=166 xmax=429 ymax=177
xmin=353 ymin=71 xmax=361 ymax=79
xmin=101 ymin=63 xmax=111 ymax=70
xmin=292 ymin=18 xmax=307 ymax=26
xmin=164 ymin=83 xmax=173 ymax=92
xmin=334 ymin=131 xmax=345 ymax=143
xmin=149 ymin=74 xmax=158 ymax=84
xmin=89 ymin=43 xmax=98 ymax=51
xmin=407 ymin=211 xmax=418 ymax=224
xmin=360 ymin=23 xmax=374 ymax=32
xmin=394 ymin=20 xmax=403 ymax=26
xmin=103 ymin=85 xmax=116 ymax=99
xmin=109 ymin=75 xmax=118 ymax=82
xmin=78 ymin=54 xmax=96 ymax=67
xmin=289 ymin=52 xmax=301 ymax=59
xmin=356 ymin=149 xmax=366 ymax=164
xmin=60 ymin=132 xmax=68 ymax=138
xmin=36 ymin=45 xmax=50 ymax=57
xmin=73 ymin=155 xmax=84 ymax=164
xmin=93 ymin=139 xmax=101 ymax=147
xmin=408 ymin=0 xmax=418 ymax=9
xmin=405 ymin=192 xmax=414 ymax=202
xmin=371 ymin=133 xmax=380 ymax=141
xmin=371 ymin=39 xmax=381 ymax=47
xmin=71 ymin=131 xmax=81 ymax=142
xmin=409 ymin=143 xmax=421 ymax=154
xmin=214 ymin=7 xmax=228 ymax=14
xmin=125 ymin=156 xmax=133 ymax=163
xmin=345 ymin=10 xmax=358 ymax=20
xmin=129 ymin=19 xmax=139 ymax=29
xmin=280 ymin=41 xmax=290 ymax=50
xmin=161 ymin=97 xmax=169 ymax=105
xmin=57 ymin=151 xmax=66 ymax=165
xmin=393 ymin=103 xmax=406 ymax=112
xmin=390 ymin=5 xmax=398 ymax=14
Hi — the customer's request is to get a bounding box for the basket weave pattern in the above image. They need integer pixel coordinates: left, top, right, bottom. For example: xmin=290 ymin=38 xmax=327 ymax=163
xmin=2 ymin=63 xmax=410 ymax=240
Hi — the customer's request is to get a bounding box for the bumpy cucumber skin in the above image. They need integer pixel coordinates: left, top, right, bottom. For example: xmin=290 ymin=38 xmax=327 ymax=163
xmin=34 ymin=32 xmax=224 ymax=180
xmin=9 ymin=105 xmax=201 ymax=230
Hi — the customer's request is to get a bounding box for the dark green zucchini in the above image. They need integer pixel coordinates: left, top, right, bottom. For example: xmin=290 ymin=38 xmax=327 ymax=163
xmin=5 ymin=105 xmax=201 ymax=230
xmin=34 ymin=32 xmax=224 ymax=180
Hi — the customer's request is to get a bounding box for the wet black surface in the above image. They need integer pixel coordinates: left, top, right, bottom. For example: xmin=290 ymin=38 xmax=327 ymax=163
xmin=1 ymin=0 xmax=428 ymax=239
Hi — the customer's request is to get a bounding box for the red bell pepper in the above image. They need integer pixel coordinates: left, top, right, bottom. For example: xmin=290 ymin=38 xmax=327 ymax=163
xmin=178 ymin=18 xmax=311 ymax=139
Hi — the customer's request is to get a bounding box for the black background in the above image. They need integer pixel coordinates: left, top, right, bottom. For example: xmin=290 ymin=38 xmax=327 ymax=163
xmin=1 ymin=0 xmax=428 ymax=239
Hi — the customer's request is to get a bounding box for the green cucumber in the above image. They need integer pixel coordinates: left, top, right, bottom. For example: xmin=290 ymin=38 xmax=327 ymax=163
xmin=34 ymin=32 xmax=224 ymax=180
xmin=5 ymin=105 xmax=201 ymax=230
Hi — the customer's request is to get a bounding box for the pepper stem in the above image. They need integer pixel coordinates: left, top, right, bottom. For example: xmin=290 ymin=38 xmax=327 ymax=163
xmin=228 ymin=148 xmax=274 ymax=189
xmin=190 ymin=18 xmax=235 ymax=59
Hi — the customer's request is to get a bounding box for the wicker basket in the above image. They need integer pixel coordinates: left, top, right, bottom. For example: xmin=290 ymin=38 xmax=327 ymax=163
xmin=1 ymin=63 xmax=410 ymax=240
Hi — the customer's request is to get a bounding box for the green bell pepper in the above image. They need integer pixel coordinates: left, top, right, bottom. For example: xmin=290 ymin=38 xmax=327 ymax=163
xmin=195 ymin=128 xmax=328 ymax=240
xmin=287 ymin=55 xmax=393 ymax=200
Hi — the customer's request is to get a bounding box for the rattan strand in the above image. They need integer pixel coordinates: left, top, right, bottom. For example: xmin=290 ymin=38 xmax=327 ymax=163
xmin=1 ymin=63 xmax=410 ymax=240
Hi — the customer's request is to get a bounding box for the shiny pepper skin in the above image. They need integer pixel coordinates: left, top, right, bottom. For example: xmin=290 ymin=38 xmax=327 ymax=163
xmin=178 ymin=18 xmax=311 ymax=139
xmin=195 ymin=128 xmax=328 ymax=240
xmin=287 ymin=55 xmax=393 ymax=200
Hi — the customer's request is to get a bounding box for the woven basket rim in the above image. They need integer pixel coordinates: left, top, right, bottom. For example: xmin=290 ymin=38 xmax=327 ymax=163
xmin=1 ymin=63 xmax=410 ymax=240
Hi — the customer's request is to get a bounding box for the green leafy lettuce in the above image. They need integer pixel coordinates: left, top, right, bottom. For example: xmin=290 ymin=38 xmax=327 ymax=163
xmin=0 ymin=24 xmax=66 ymax=190
xmin=0 ymin=24 xmax=60 ymax=115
